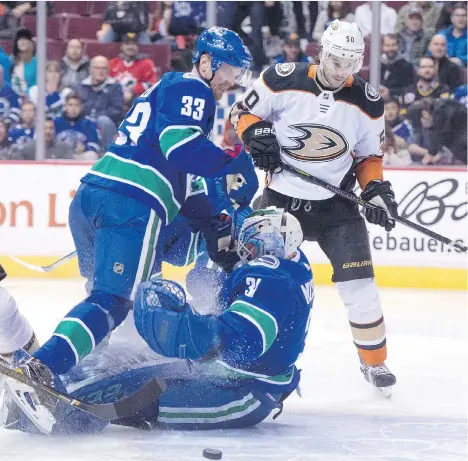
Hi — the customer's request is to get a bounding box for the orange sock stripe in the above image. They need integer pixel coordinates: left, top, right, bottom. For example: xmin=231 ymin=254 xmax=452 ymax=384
xmin=358 ymin=344 xmax=387 ymax=366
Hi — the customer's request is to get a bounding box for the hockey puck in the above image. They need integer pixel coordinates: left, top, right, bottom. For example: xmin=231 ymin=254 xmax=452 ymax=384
xmin=203 ymin=448 xmax=222 ymax=460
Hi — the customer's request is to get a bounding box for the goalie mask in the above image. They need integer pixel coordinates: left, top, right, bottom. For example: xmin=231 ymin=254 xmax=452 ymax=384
xmin=237 ymin=207 xmax=303 ymax=263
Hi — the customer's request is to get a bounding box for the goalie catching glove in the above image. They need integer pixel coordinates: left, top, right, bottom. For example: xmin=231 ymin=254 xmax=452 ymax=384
xmin=242 ymin=121 xmax=282 ymax=173
xmin=360 ymin=180 xmax=398 ymax=231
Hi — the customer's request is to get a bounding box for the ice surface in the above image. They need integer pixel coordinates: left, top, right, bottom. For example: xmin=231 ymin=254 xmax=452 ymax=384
xmin=0 ymin=279 xmax=466 ymax=461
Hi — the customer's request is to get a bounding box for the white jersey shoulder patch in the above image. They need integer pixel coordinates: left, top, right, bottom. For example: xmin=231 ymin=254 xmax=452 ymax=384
xmin=365 ymin=83 xmax=380 ymax=101
xmin=275 ymin=63 xmax=296 ymax=77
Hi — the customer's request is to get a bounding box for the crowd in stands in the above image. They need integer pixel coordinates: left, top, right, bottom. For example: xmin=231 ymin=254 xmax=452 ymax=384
xmin=0 ymin=1 xmax=466 ymax=166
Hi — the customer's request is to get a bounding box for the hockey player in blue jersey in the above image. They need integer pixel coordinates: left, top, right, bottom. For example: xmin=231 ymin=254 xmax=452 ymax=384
xmin=2 ymin=207 xmax=313 ymax=434
xmin=3 ymin=27 xmax=255 ymax=418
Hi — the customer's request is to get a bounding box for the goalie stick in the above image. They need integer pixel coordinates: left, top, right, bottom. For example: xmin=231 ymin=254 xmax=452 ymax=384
xmin=8 ymin=251 xmax=77 ymax=273
xmin=0 ymin=362 xmax=166 ymax=421
xmin=281 ymin=162 xmax=467 ymax=253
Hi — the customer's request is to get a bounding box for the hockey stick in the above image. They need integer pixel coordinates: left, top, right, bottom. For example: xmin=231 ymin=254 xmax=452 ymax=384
xmin=281 ymin=162 xmax=468 ymax=253
xmin=0 ymin=362 xmax=166 ymax=421
xmin=8 ymin=251 xmax=77 ymax=273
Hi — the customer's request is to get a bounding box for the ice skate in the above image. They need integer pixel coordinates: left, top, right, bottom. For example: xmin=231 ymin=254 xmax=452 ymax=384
xmin=3 ymin=350 xmax=56 ymax=434
xmin=360 ymin=356 xmax=396 ymax=397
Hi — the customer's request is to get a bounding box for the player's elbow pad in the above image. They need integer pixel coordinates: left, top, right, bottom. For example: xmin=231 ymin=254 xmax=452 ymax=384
xmin=134 ymin=284 xmax=221 ymax=360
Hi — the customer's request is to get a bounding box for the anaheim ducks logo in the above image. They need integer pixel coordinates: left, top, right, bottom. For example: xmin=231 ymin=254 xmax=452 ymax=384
xmin=282 ymin=124 xmax=349 ymax=162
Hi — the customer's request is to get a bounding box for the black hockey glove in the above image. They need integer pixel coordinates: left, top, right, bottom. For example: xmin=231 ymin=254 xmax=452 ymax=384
xmin=202 ymin=214 xmax=240 ymax=273
xmin=242 ymin=121 xmax=282 ymax=173
xmin=361 ymin=180 xmax=398 ymax=232
xmin=0 ymin=264 xmax=6 ymax=282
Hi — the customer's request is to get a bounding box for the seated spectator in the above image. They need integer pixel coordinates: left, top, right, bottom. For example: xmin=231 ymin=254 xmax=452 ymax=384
xmin=396 ymin=7 xmax=431 ymax=66
xmin=384 ymin=98 xmax=413 ymax=144
xmin=380 ymin=34 xmax=415 ymax=100
xmin=61 ymin=39 xmax=90 ymax=88
xmin=382 ymin=123 xmax=412 ymax=166
xmin=407 ymin=98 xmax=467 ymax=165
xmin=0 ymin=44 xmax=11 ymax=84
xmin=0 ymin=118 xmax=13 ymax=159
xmin=401 ymin=56 xmax=451 ymax=112
xmin=436 ymin=1 xmax=459 ymax=31
xmin=428 ymin=34 xmax=462 ymax=93
xmin=0 ymin=2 xmax=19 ymax=40
xmin=438 ymin=4 xmax=467 ymax=66
xmin=8 ymin=100 xmax=35 ymax=146
xmin=0 ymin=66 xmax=21 ymax=126
xmin=313 ymin=1 xmax=354 ymax=41
xmin=55 ymin=94 xmax=100 ymax=159
xmin=97 ymin=2 xmax=151 ymax=44
xmin=453 ymin=84 xmax=467 ymax=107
xmin=273 ymin=33 xmax=313 ymax=65
xmin=10 ymin=117 xmax=74 ymax=161
xmin=109 ymin=32 xmax=158 ymax=107
xmin=10 ymin=28 xmax=36 ymax=97
xmin=355 ymin=1 xmax=397 ymax=39
xmin=74 ymin=56 xmax=124 ymax=149
xmin=29 ymin=61 xmax=73 ymax=119
xmin=396 ymin=1 xmax=441 ymax=37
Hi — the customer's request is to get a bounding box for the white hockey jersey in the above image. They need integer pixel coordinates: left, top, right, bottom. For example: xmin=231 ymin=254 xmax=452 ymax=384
xmin=231 ymin=63 xmax=385 ymax=201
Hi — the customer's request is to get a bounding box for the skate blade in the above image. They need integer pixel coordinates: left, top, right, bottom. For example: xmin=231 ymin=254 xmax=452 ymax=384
xmin=4 ymin=378 xmax=55 ymax=434
xmin=378 ymin=386 xmax=392 ymax=398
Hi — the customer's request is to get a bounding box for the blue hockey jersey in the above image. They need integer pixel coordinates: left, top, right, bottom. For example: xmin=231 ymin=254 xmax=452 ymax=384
xmin=81 ymin=72 xmax=250 ymax=225
xmin=8 ymin=126 xmax=35 ymax=145
xmin=55 ymin=116 xmax=101 ymax=153
xmin=205 ymin=249 xmax=314 ymax=394
xmin=0 ymin=84 xmax=21 ymax=124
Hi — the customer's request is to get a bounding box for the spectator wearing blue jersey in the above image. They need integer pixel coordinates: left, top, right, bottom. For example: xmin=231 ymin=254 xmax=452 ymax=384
xmin=438 ymin=4 xmax=467 ymax=66
xmin=384 ymin=98 xmax=413 ymax=144
xmin=74 ymin=56 xmax=124 ymax=150
xmin=10 ymin=117 xmax=74 ymax=161
xmin=28 ymin=61 xmax=73 ymax=119
xmin=0 ymin=118 xmax=13 ymax=159
xmin=8 ymin=100 xmax=35 ymax=147
xmin=273 ymin=33 xmax=314 ymax=65
xmin=0 ymin=66 xmax=21 ymax=126
xmin=453 ymin=84 xmax=467 ymax=107
xmin=55 ymin=94 xmax=101 ymax=160
xmin=10 ymin=28 xmax=36 ymax=97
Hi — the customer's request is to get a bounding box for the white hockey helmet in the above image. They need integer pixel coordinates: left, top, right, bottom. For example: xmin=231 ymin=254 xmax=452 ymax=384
xmin=319 ymin=20 xmax=365 ymax=87
xmin=237 ymin=207 xmax=303 ymax=263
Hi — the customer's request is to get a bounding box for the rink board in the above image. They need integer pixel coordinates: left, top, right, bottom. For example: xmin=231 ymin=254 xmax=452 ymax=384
xmin=0 ymin=162 xmax=466 ymax=290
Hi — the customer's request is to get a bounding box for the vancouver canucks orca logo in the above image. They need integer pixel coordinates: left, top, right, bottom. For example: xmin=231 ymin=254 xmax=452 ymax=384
xmin=282 ymin=124 xmax=349 ymax=162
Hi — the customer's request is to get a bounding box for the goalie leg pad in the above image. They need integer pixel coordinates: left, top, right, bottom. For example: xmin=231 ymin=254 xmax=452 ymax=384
xmin=134 ymin=280 xmax=221 ymax=360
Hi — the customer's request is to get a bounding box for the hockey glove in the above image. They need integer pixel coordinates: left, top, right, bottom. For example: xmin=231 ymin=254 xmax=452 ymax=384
xmin=202 ymin=214 xmax=240 ymax=273
xmin=242 ymin=121 xmax=282 ymax=173
xmin=361 ymin=180 xmax=398 ymax=231
xmin=224 ymin=153 xmax=259 ymax=210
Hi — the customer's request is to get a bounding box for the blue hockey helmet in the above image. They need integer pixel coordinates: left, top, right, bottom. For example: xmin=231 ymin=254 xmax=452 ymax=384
xmin=192 ymin=27 xmax=252 ymax=86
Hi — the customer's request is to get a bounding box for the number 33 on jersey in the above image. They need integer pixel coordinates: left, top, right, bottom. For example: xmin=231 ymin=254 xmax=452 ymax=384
xmin=85 ymin=72 xmax=249 ymax=226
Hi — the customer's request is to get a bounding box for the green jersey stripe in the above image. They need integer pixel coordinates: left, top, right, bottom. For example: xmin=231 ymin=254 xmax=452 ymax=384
xmin=54 ymin=318 xmax=95 ymax=360
xmin=226 ymin=301 xmax=279 ymax=354
xmin=159 ymin=126 xmax=203 ymax=159
xmin=90 ymin=153 xmax=180 ymax=222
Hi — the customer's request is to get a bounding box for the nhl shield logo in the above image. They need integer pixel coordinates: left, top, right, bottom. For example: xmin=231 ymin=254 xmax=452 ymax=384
xmin=365 ymin=83 xmax=380 ymax=101
xmin=275 ymin=63 xmax=296 ymax=77
xmin=113 ymin=262 xmax=124 ymax=275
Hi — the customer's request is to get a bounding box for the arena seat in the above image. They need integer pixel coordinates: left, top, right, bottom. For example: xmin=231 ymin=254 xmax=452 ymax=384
xmin=0 ymin=40 xmax=12 ymax=55
xmin=22 ymin=15 xmax=64 ymax=40
xmin=52 ymin=2 xmax=91 ymax=17
xmin=46 ymin=40 xmax=66 ymax=61
xmin=65 ymin=17 xmax=102 ymax=40
xmin=89 ymin=1 xmax=109 ymax=18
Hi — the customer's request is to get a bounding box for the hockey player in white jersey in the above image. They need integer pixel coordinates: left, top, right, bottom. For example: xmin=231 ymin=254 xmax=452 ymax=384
xmin=230 ymin=20 xmax=397 ymax=392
